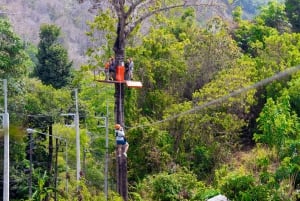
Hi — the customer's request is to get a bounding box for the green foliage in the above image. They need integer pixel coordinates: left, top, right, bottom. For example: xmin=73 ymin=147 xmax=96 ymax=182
xmin=192 ymin=188 xmax=220 ymax=201
xmin=233 ymin=6 xmax=243 ymax=23
xmin=9 ymin=140 xmax=29 ymax=200
xmin=184 ymin=17 xmax=242 ymax=97
xmin=254 ymin=90 xmax=299 ymax=155
xmin=233 ymin=19 xmax=277 ymax=56
xmin=127 ymin=121 xmax=173 ymax=180
xmin=239 ymin=185 xmax=270 ymax=201
xmin=134 ymin=26 xmax=187 ymax=91
xmin=256 ymin=33 xmax=300 ymax=80
xmin=160 ymin=56 xmax=259 ymax=179
xmin=191 ymin=145 xmax=215 ymax=179
xmin=285 ymin=0 xmax=300 ymax=32
xmin=127 ymin=13 xmax=190 ymax=119
xmin=6 ymin=1 xmax=300 ymax=199
xmin=152 ymin=173 xmax=181 ymax=201
xmin=277 ymin=140 xmax=300 ymax=184
xmin=124 ymin=86 xmax=140 ymax=126
xmin=136 ymin=169 xmax=205 ymax=201
xmin=141 ymin=90 xmax=175 ymax=119
xmin=86 ymin=9 xmax=117 ymax=68
xmin=0 ymin=17 xmax=29 ymax=78
xmin=23 ymin=78 xmax=72 ymax=117
xmin=220 ymin=175 xmax=256 ymax=200
xmin=287 ymin=74 xmax=300 ymax=116
xmin=31 ymin=171 xmax=55 ymax=201
xmin=257 ymin=1 xmax=291 ymax=33
xmin=253 ymin=32 xmax=300 ymax=104
xmin=191 ymin=56 xmax=257 ymax=147
xmin=74 ymin=177 xmax=112 ymax=201
xmin=35 ymin=24 xmax=72 ymax=89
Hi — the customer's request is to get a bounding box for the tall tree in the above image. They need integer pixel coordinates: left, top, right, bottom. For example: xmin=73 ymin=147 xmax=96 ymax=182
xmin=82 ymin=1 xmax=218 ymax=200
xmin=0 ymin=17 xmax=29 ymax=78
xmin=0 ymin=17 xmax=33 ymax=121
xmin=258 ymin=1 xmax=291 ymax=33
xmin=35 ymin=24 xmax=72 ymax=89
xmin=80 ymin=0 xmax=218 ymax=125
xmin=254 ymin=90 xmax=299 ymax=157
xmin=0 ymin=18 xmax=34 ymax=200
xmin=184 ymin=17 xmax=242 ymax=99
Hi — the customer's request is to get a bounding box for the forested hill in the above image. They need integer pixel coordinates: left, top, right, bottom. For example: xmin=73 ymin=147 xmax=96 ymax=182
xmin=1 ymin=0 xmax=94 ymax=68
xmin=1 ymin=0 xmax=270 ymax=68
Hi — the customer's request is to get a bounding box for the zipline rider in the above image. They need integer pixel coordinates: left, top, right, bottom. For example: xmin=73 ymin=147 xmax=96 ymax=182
xmin=115 ymin=124 xmax=129 ymax=157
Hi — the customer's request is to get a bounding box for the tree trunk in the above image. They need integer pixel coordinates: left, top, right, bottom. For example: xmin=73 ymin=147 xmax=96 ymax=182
xmin=113 ymin=19 xmax=126 ymax=125
xmin=114 ymin=83 xmax=125 ymax=125
xmin=113 ymin=17 xmax=128 ymax=201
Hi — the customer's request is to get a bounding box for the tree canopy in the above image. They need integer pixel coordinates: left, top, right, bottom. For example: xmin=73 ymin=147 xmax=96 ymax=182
xmin=34 ymin=24 xmax=72 ymax=89
xmin=0 ymin=17 xmax=29 ymax=78
xmin=285 ymin=0 xmax=300 ymax=32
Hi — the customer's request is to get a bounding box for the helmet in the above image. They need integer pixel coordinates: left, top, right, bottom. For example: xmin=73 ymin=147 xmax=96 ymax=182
xmin=115 ymin=124 xmax=121 ymax=129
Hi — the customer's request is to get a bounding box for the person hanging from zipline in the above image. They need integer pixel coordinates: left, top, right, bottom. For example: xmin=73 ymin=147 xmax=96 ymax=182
xmin=115 ymin=124 xmax=129 ymax=157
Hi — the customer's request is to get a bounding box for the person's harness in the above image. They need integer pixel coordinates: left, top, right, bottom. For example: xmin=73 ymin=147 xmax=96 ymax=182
xmin=115 ymin=129 xmax=125 ymax=142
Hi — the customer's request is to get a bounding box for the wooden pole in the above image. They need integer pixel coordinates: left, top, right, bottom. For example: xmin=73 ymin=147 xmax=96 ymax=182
xmin=54 ymin=138 xmax=59 ymax=201
xmin=116 ymin=146 xmax=128 ymax=201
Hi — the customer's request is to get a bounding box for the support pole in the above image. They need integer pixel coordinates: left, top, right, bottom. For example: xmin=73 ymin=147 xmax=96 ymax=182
xmin=65 ymin=140 xmax=69 ymax=198
xmin=116 ymin=148 xmax=128 ymax=200
xmin=121 ymin=147 xmax=128 ymax=201
xmin=75 ymin=89 xmax=81 ymax=187
xmin=54 ymin=138 xmax=59 ymax=201
xmin=114 ymin=70 xmax=127 ymax=200
xmin=104 ymin=103 xmax=109 ymax=201
xmin=28 ymin=130 xmax=33 ymax=199
xmin=3 ymin=79 xmax=9 ymax=201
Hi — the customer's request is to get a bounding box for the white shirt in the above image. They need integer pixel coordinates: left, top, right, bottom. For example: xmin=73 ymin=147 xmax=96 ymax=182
xmin=115 ymin=128 xmax=125 ymax=141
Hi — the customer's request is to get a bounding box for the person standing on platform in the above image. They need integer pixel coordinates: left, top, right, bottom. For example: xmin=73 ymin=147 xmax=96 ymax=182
xmin=128 ymin=57 xmax=134 ymax=80
xmin=125 ymin=58 xmax=130 ymax=80
xmin=109 ymin=57 xmax=115 ymax=80
xmin=104 ymin=59 xmax=110 ymax=81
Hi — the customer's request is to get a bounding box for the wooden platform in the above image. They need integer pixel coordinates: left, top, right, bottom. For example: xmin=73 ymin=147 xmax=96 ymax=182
xmin=95 ymin=79 xmax=143 ymax=88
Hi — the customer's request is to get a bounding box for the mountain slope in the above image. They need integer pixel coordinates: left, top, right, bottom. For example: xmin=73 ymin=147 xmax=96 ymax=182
xmin=1 ymin=0 xmax=94 ymax=68
xmin=1 ymin=0 xmax=270 ymax=68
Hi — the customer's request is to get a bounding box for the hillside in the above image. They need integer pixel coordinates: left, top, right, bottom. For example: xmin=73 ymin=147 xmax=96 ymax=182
xmin=1 ymin=0 xmax=270 ymax=68
xmin=1 ymin=0 xmax=94 ymax=68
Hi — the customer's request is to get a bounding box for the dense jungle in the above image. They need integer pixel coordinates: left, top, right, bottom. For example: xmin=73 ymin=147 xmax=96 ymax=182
xmin=1 ymin=0 xmax=300 ymax=200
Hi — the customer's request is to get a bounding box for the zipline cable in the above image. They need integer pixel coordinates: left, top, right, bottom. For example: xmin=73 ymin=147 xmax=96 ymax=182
xmin=129 ymin=64 xmax=300 ymax=130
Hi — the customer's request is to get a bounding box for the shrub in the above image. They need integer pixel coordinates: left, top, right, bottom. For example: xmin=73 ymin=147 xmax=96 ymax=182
xmin=220 ymin=175 xmax=254 ymax=200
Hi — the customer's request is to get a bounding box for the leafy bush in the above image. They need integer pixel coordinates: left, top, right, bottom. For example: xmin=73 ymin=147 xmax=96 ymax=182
xmin=192 ymin=188 xmax=220 ymax=201
xmin=240 ymin=185 xmax=270 ymax=201
xmin=191 ymin=145 xmax=215 ymax=179
xmin=136 ymin=169 xmax=204 ymax=201
xmin=152 ymin=174 xmax=181 ymax=201
xmin=220 ymin=175 xmax=255 ymax=200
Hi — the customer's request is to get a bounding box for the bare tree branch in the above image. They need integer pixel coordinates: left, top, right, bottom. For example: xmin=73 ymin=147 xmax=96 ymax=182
xmin=124 ymin=2 xmax=223 ymax=37
xmin=125 ymin=0 xmax=153 ymax=19
xmin=112 ymin=0 xmax=122 ymax=18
